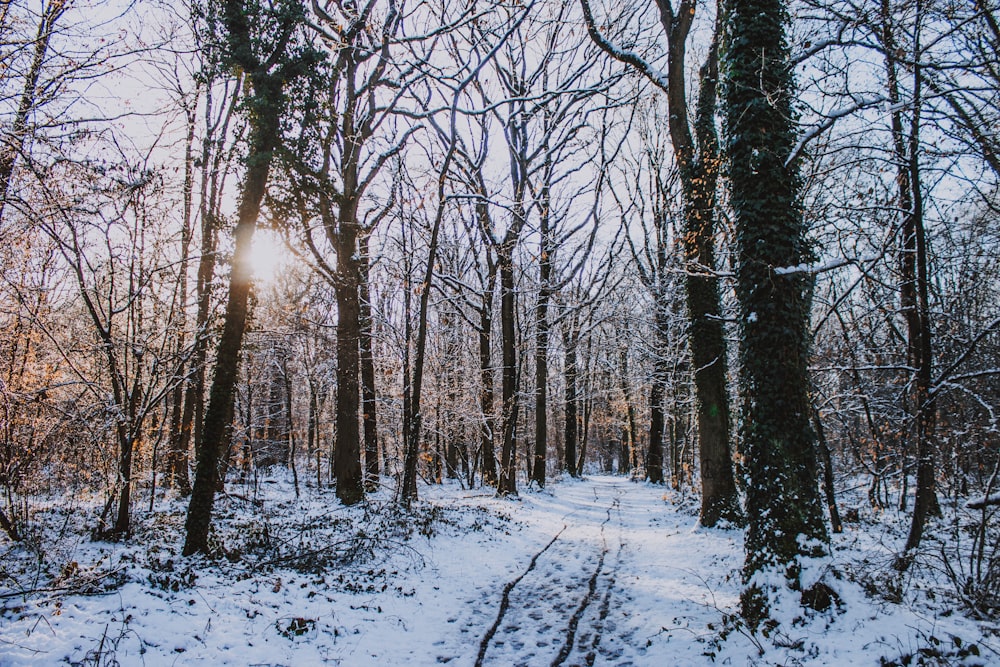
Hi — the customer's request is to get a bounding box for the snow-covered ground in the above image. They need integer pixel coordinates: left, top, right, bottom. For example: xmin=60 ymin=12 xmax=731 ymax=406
xmin=1 ymin=474 xmax=997 ymax=665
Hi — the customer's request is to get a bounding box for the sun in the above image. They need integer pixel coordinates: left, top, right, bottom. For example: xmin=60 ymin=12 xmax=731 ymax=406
xmin=248 ymin=229 xmax=289 ymax=285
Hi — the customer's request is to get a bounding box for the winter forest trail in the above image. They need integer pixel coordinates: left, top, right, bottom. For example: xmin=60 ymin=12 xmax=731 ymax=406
xmin=443 ymin=475 xmax=739 ymax=667
xmin=473 ymin=479 xmax=625 ymax=666
xmin=307 ymin=473 xmax=739 ymax=666
xmin=3 ymin=475 xmax=747 ymax=667
xmin=22 ymin=474 xmax=987 ymax=667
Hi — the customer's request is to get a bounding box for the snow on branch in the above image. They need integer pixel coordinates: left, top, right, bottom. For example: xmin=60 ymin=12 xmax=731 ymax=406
xmin=578 ymin=0 xmax=670 ymax=94
xmin=773 ymin=254 xmax=880 ymax=276
xmin=785 ymin=96 xmax=887 ymax=168
xmin=967 ymin=493 xmax=1000 ymax=510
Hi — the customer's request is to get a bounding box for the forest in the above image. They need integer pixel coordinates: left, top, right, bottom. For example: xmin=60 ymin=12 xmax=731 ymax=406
xmin=1 ymin=0 xmax=999 ymax=664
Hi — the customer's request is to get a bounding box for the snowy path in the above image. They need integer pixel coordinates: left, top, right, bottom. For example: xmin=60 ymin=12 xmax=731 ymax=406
xmin=473 ymin=478 xmax=625 ymax=666
xmin=0 ymin=475 xmax=746 ymax=666
xmin=8 ymin=473 xmax=990 ymax=666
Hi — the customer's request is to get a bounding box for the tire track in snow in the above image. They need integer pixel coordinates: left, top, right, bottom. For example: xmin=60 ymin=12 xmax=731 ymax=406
xmin=555 ymin=489 xmax=626 ymax=667
xmin=474 ymin=527 xmax=566 ymax=667
xmin=581 ymin=496 xmax=625 ymax=666
xmin=476 ymin=482 xmax=625 ymax=667
xmin=550 ymin=533 xmax=607 ymax=666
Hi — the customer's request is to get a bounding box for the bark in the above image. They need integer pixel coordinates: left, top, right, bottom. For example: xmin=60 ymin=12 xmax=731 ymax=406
xmin=401 ymin=236 xmax=417 ymax=500
xmin=812 ymin=407 xmax=842 ymax=534
xmin=613 ymin=347 xmax=637 ymax=478
xmin=722 ymin=0 xmax=828 ymax=623
xmin=334 ymin=196 xmax=364 ymax=505
xmin=564 ymin=327 xmax=579 ymax=477
xmin=646 ymin=357 xmax=665 ymax=484
xmin=497 ymin=246 xmax=519 ymax=496
xmin=433 ymin=394 xmax=444 ymax=484
xmin=359 ymin=234 xmax=379 ymax=490
xmin=477 ymin=205 xmax=499 ymax=487
xmin=444 ymin=319 xmax=461 ymax=479
xmin=531 ymin=214 xmax=553 ymax=488
xmin=307 ymin=377 xmax=319 ymax=484
xmin=112 ymin=414 xmax=136 ymax=537
xmin=479 ymin=274 xmax=498 ymax=485
xmin=578 ymin=339 xmax=594 ymax=474
xmin=282 ymin=359 xmax=299 ymax=498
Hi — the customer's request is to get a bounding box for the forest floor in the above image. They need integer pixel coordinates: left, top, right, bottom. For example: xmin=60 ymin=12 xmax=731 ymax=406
xmin=1 ymin=473 xmax=998 ymax=665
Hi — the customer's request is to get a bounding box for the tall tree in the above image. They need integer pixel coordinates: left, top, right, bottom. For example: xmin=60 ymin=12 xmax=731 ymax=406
xmin=283 ymin=0 xmax=423 ymax=505
xmin=183 ymin=0 xmax=316 ymax=556
xmin=722 ymin=0 xmax=828 ymax=623
xmin=358 ymin=231 xmax=380 ymax=490
xmin=879 ymin=0 xmax=938 ymax=559
xmin=580 ymin=0 xmax=740 ymax=524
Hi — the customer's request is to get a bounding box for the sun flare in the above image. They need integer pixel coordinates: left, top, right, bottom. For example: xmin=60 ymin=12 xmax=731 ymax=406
xmin=248 ymin=230 xmax=289 ymax=285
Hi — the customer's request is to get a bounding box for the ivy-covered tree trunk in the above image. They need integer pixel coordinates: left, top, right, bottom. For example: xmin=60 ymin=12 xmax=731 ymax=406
xmin=722 ymin=0 xmax=828 ymax=622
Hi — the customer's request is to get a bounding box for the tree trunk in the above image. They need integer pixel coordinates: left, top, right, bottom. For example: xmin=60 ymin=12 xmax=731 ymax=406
xmin=685 ymin=29 xmax=741 ymax=527
xmin=813 ymin=407 xmax=842 ymax=534
xmin=658 ymin=0 xmax=741 ymax=525
xmin=401 ymin=236 xmax=418 ymax=501
xmin=334 ymin=201 xmax=364 ymax=505
xmin=498 ymin=247 xmax=519 ymax=496
xmin=880 ymin=0 xmax=939 ymax=557
xmin=444 ymin=332 xmax=460 ymax=479
xmin=564 ymin=331 xmax=579 ymax=477
xmin=307 ymin=377 xmax=319 ymax=484
xmin=282 ymin=360 xmax=299 ymax=497
xmin=183 ymin=2 xmax=294 ymax=552
xmin=112 ymin=426 xmax=135 ymax=537
xmin=183 ymin=112 xmax=276 ymax=553
xmin=359 ymin=234 xmax=380 ymax=491
xmin=617 ymin=347 xmax=640 ymax=479
xmin=532 ymin=235 xmax=552 ymax=488
xmin=166 ymin=97 xmax=198 ymax=495
xmin=646 ymin=359 xmax=665 ymax=484
xmin=479 ymin=276 xmax=498 ymax=485
xmin=578 ymin=381 xmax=591 ymax=475
xmin=723 ymin=0 xmax=828 ymax=623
